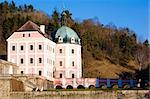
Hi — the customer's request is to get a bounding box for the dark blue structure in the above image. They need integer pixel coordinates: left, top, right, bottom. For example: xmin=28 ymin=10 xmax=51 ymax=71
xmin=96 ymin=78 xmax=137 ymax=88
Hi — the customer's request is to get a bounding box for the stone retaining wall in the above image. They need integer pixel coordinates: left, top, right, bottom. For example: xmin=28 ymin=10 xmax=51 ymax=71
xmin=0 ymin=90 xmax=149 ymax=99
xmin=0 ymin=76 xmax=24 ymax=98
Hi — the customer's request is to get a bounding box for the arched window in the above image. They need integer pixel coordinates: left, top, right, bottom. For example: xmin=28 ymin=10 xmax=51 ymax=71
xmin=71 ymin=37 xmax=75 ymax=43
xmin=58 ymin=37 xmax=63 ymax=42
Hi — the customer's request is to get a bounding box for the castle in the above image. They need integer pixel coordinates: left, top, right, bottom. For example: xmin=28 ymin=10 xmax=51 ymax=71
xmin=7 ymin=12 xmax=95 ymax=89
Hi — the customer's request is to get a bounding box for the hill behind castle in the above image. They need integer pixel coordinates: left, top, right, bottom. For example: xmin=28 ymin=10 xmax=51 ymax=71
xmin=0 ymin=1 xmax=149 ymax=79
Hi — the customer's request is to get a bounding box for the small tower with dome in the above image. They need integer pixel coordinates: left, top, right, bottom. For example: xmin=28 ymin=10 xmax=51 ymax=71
xmin=53 ymin=11 xmax=82 ymax=79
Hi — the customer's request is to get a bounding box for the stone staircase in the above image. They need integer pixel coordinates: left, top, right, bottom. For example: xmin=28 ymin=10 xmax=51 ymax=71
xmin=12 ymin=74 xmax=51 ymax=91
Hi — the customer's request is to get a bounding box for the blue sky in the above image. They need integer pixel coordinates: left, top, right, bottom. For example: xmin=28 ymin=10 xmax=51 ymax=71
xmin=2 ymin=0 xmax=149 ymax=42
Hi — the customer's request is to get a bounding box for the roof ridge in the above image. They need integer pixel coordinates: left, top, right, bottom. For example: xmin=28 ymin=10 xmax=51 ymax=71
xmin=17 ymin=20 xmax=40 ymax=31
xmin=16 ymin=20 xmax=50 ymax=39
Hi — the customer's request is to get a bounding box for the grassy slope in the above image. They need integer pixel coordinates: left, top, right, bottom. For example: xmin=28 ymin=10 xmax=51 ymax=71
xmin=83 ymin=51 xmax=138 ymax=78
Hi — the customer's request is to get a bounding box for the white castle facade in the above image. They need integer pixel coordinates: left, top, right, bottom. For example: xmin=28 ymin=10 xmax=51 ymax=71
xmin=7 ymin=20 xmax=82 ymax=81
xmin=7 ymin=12 xmax=96 ymax=89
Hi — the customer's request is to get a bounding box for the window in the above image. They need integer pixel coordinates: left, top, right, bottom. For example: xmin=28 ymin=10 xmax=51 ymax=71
xmin=39 ymin=45 xmax=42 ymax=50
xmin=12 ymin=46 xmax=15 ymax=51
xmin=78 ymin=39 xmax=81 ymax=44
xmin=21 ymin=71 xmax=23 ymax=74
xmin=72 ymin=61 xmax=74 ymax=66
xmin=72 ymin=74 xmax=75 ymax=78
xmin=20 ymin=58 xmax=23 ymax=64
xmin=28 ymin=33 xmax=30 ymax=37
xmin=30 ymin=58 xmax=33 ymax=64
xmin=39 ymin=71 xmax=42 ymax=76
xmin=72 ymin=49 xmax=74 ymax=54
xmin=30 ymin=45 xmax=33 ymax=50
xmin=58 ymin=37 xmax=63 ymax=42
xmin=60 ymin=61 xmax=62 ymax=66
xmin=23 ymin=34 xmax=25 ymax=37
xmin=71 ymin=37 xmax=75 ymax=43
xmin=20 ymin=45 xmax=24 ymax=51
xmin=60 ymin=73 xmax=62 ymax=78
xmin=59 ymin=49 xmax=62 ymax=53
xmin=39 ymin=58 xmax=42 ymax=63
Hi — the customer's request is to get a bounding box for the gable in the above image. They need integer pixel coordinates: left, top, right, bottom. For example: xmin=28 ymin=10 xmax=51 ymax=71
xmin=7 ymin=31 xmax=45 ymax=41
xmin=17 ymin=20 xmax=40 ymax=32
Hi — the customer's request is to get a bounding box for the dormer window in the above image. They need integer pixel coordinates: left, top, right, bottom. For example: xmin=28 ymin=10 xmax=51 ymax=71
xmin=58 ymin=37 xmax=63 ymax=43
xmin=78 ymin=39 xmax=81 ymax=44
xmin=71 ymin=37 xmax=75 ymax=43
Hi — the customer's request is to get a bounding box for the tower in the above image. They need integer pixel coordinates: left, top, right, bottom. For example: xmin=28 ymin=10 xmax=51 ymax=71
xmin=54 ymin=11 xmax=82 ymax=79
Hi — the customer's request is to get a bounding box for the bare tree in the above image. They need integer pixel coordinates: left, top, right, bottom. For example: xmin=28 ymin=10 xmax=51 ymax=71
xmin=133 ymin=44 xmax=148 ymax=87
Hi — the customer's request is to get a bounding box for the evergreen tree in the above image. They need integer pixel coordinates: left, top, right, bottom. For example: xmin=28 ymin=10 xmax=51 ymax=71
xmin=9 ymin=0 xmax=16 ymax=12
xmin=3 ymin=0 xmax=9 ymax=13
xmin=143 ymin=39 xmax=149 ymax=47
xmin=52 ymin=9 xmax=60 ymax=28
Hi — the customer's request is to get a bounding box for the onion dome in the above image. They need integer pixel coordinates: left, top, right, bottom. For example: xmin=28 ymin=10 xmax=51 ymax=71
xmin=54 ymin=26 xmax=80 ymax=44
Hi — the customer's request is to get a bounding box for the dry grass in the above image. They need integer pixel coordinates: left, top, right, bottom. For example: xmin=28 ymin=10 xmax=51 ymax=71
xmin=83 ymin=57 xmax=137 ymax=78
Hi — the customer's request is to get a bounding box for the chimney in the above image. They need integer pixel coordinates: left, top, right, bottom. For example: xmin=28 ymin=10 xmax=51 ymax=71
xmin=40 ymin=25 xmax=45 ymax=34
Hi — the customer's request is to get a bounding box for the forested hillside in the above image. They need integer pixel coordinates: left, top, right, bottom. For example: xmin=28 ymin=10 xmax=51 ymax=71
xmin=0 ymin=1 xmax=149 ymax=78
